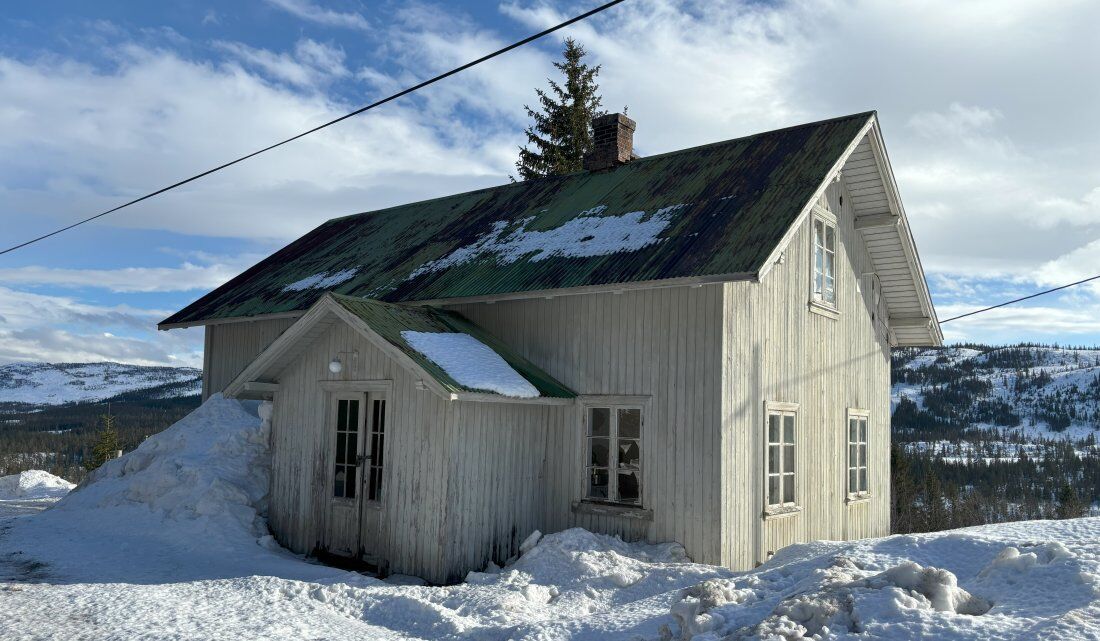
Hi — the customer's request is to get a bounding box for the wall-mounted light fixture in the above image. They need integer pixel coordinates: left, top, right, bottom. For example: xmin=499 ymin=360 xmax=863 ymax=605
xmin=329 ymin=349 xmax=358 ymax=376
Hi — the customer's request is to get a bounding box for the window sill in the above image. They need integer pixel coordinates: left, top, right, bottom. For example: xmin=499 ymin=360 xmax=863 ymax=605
xmin=808 ymin=300 xmax=840 ymax=320
xmin=572 ymin=500 xmax=654 ymax=521
xmin=845 ymin=494 xmax=872 ymax=505
xmin=762 ymin=505 xmax=802 ymax=520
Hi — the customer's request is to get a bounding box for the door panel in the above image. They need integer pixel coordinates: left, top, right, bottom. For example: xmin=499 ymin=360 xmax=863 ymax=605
xmin=359 ymin=392 xmax=387 ymax=561
xmin=326 ymin=395 xmax=365 ymax=558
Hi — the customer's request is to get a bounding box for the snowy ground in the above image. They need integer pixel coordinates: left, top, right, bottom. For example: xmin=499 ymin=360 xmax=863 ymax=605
xmin=2 ymin=397 xmax=1100 ymax=640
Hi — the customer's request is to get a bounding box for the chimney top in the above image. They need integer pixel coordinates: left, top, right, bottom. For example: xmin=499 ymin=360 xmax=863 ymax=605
xmin=584 ymin=112 xmax=636 ymax=172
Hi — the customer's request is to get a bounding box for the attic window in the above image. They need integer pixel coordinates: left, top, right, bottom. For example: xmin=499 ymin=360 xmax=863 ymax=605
xmin=812 ymin=213 xmax=838 ymax=307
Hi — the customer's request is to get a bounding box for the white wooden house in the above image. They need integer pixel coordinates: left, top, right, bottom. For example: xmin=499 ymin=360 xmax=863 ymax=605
xmin=160 ymin=112 xmax=941 ymax=583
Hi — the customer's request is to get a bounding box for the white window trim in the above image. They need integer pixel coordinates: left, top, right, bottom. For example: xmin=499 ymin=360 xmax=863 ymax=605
xmin=578 ymin=395 xmax=649 ymax=509
xmin=846 ymin=408 xmax=871 ymax=501
xmin=810 ymin=205 xmax=839 ymax=313
xmin=764 ymin=401 xmax=800 ymax=516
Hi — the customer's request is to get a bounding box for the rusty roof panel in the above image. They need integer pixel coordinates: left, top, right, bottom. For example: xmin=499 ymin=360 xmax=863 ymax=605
xmin=161 ymin=112 xmax=873 ymax=326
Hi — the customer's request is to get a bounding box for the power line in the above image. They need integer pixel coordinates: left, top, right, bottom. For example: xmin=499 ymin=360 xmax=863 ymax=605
xmin=0 ymin=0 xmax=627 ymax=257
xmin=940 ymin=273 xmax=1100 ymax=324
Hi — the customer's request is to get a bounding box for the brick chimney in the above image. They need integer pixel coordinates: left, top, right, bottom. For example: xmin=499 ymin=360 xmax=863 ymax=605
xmin=583 ymin=113 xmax=636 ymax=171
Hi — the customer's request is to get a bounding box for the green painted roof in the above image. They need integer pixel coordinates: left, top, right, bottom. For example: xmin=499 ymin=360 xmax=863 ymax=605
xmin=162 ymin=112 xmax=873 ymax=327
xmin=330 ymin=294 xmax=574 ymax=399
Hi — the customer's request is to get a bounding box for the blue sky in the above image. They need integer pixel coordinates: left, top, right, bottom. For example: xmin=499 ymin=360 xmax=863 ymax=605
xmin=2 ymin=0 xmax=1100 ymax=367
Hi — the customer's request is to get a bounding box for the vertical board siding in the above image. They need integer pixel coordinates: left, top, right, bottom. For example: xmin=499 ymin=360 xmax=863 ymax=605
xmin=268 ymin=322 xmax=454 ymax=582
xmin=447 ymin=284 xmax=726 ymax=565
xmin=722 ymin=176 xmax=891 ymax=570
xmin=204 ymin=317 xmax=297 ymax=398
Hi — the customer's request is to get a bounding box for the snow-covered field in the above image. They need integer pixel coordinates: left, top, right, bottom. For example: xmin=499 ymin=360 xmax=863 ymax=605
xmin=2 ymin=396 xmax=1099 ymax=640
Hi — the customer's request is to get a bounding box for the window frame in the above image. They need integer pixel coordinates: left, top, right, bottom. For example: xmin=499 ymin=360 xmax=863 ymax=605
xmin=579 ymin=396 xmax=649 ymax=508
xmin=846 ymin=408 xmax=871 ymax=500
xmin=330 ymin=393 xmax=365 ymax=502
xmin=764 ymin=401 xmax=800 ymax=515
xmin=810 ymin=206 xmax=839 ymax=311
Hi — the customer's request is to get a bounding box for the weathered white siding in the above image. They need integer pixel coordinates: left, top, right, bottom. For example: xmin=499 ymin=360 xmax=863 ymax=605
xmin=447 ymin=284 xmax=727 ymax=565
xmin=203 ymin=317 xmax=297 ymax=399
xmin=265 ymin=319 xmax=553 ymax=583
xmin=721 ymin=176 xmax=891 ymax=569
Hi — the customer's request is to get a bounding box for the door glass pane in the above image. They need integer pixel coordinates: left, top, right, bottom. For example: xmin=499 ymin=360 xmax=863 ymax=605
xmin=768 ymin=475 xmax=780 ymax=506
xmin=590 ymin=437 xmax=609 ymax=467
xmin=589 ymin=408 xmax=610 ymax=437
xmin=346 ymin=464 xmax=357 ymax=499
xmin=337 ymin=400 xmax=348 ymax=432
xmin=783 ymin=474 xmax=795 ymax=503
xmin=334 ymin=468 xmax=345 ymax=498
xmin=619 ymin=439 xmax=640 ymax=469
xmin=336 ymin=433 xmax=346 ymax=465
xmin=347 ymin=400 xmax=359 ymax=427
xmin=783 ymin=415 xmax=795 ymax=444
xmin=618 ymin=408 xmax=641 ymax=439
xmin=346 ymin=433 xmax=357 ymax=463
xmin=588 ymin=468 xmax=609 ymax=499
xmin=617 ymin=471 xmax=640 ymax=503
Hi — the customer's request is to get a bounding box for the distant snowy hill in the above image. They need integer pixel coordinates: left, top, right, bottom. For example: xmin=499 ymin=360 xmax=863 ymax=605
xmin=892 ymin=345 xmax=1100 ymax=438
xmin=0 ymin=362 xmax=201 ymax=410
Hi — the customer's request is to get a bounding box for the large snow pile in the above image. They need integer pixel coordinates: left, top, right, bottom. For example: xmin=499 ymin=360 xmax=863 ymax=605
xmin=3 ymin=394 xmax=1100 ymax=639
xmin=402 ymin=330 xmax=539 ymax=398
xmin=53 ymin=393 xmax=273 ymax=546
xmin=0 ymin=470 xmax=73 ymax=501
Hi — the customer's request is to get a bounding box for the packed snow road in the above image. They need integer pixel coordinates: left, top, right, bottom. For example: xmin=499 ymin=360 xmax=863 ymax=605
xmin=1 ymin=396 xmax=1099 ymax=640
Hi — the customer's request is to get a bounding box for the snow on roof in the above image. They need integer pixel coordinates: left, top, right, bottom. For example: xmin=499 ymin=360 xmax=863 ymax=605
xmin=407 ymin=204 xmax=686 ymax=280
xmin=282 ymin=268 xmax=359 ymax=293
xmin=400 ymin=331 xmax=540 ymax=398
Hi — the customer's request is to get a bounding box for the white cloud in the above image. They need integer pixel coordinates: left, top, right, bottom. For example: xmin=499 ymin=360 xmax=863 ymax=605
xmin=264 ymin=0 xmax=370 ymax=31
xmin=0 ymin=287 xmax=201 ymax=367
xmin=214 ymin=39 xmax=349 ymax=88
xmin=0 ymin=255 xmax=258 ymax=293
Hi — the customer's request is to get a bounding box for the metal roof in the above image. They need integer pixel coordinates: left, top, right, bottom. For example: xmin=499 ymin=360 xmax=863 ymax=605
xmin=161 ymin=112 xmax=876 ymax=327
xmin=329 ymin=294 xmax=574 ymax=399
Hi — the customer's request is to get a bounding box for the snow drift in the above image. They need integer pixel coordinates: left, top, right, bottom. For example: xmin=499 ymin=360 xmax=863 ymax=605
xmin=0 ymin=470 xmax=73 ymax=501
xmin=57 ymin=393 xmax=272 ymax=542
xmin=4 ymin=394 xmax=1100 ymax=639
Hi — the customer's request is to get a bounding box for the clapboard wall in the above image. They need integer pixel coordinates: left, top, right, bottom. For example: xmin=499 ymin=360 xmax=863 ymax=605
xmin=203 ymin=317 xmax=298 ymax=399
xmin=721 ymin=177 xmax=892 ymax=569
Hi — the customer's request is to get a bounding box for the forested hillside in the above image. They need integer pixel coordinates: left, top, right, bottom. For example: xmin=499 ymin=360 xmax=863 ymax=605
xmin=891 ymin=344 xmax=1100 ymax=534
xmin=0 ymin=363 xmax=200 ymax=482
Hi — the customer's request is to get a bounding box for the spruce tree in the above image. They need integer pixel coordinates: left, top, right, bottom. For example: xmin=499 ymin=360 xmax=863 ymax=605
xmin=84 ymin=412 xmax=120 ymax=472
xmin=515 ymin=38 xmax=604 ymax=180
xmin=1055 ymin=481 xmax=1088 ymax=519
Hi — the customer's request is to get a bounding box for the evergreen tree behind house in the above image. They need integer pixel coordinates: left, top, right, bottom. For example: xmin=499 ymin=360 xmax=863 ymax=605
xmin=515 ymin=38 xmax=608 ymax=179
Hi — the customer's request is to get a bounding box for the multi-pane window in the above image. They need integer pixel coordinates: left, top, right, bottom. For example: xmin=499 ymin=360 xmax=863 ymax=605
xmin=586 ymin=406 xmax=642 ymax=505
xmin=766 ymin=407 xmax=796 ymax=508
xmin=366 ymin=397 xmax=386 ymax=502
xmin=848 ymin=412 xmax=869 ymax=496
xmin=333 ymin=398 xmax=360 ymax=499
xmin=813 ymin=216 xmax=837 ymax=306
